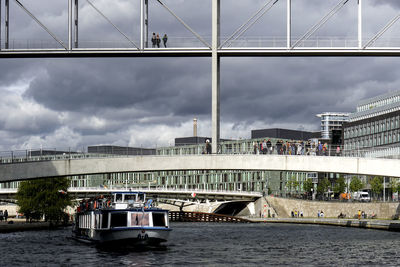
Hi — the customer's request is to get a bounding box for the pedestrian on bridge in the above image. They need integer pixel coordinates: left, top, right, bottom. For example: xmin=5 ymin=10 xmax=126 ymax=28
xmin=151 ymin=33 xmax=157 ymax=48
xmin=163 ymin=34 xmax=168 ymax=48
xmin=156 ymin=34 xmax=161 ymax=48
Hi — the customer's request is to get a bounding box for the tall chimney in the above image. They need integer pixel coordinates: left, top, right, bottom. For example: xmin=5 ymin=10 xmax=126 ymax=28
xmin=193 ymin=118 xmax=197 ymax=137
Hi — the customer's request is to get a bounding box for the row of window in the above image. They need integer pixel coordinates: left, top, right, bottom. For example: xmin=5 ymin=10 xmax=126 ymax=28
xmin=344 ymin=130 xmax=400 ymax=150
xmin=357 ymin=95 xmax=400 ymax=112
xmin=344 ymin=116 xmax=400 ymax=139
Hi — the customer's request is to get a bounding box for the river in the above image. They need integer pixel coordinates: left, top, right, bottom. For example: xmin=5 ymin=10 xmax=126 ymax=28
xmin=0 ymin=223 xmax=399 ymax=266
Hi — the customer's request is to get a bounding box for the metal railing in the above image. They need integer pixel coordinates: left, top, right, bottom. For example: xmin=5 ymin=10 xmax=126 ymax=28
xmin=0 ymin=187 xmax=262 ymax=197
xmin=1 ymin=143 xmax=399 ymax=165
xmin=4 ymin=37 xmax=400 ymax=50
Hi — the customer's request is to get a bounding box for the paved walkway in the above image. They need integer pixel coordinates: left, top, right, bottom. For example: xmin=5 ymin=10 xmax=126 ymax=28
xmin=246 ymin=217 xmax=400 ymax=231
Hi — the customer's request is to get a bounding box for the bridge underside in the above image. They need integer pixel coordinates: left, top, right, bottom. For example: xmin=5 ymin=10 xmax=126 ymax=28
xmin=2 ymin=48 xmax=400 ymax=58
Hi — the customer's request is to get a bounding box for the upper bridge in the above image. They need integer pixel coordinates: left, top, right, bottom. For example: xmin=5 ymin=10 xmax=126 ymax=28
xmin=0 ymin=154 xmax=399 ymax=182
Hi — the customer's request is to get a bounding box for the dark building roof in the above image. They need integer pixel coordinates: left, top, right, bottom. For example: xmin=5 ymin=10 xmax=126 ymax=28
xmin=175 ymin=137 xmax=231 ymax=146
xmin=88 ymin=145 xmax=156 ymax=155
xmin=175 ymin=137 xmax=212 ymax=146
xmin=251 ymin=128 xmax=320 ymax=141
xmin=29 ymin=150 xmax=76 ymax=157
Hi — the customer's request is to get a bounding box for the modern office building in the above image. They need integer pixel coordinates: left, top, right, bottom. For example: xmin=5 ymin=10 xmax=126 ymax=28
xmin=316 ymin=112 xmax=350 ymax=143
xmin=251 ymin=128 xmax=318 ymax=141
xmin=343 ymin=90 xmax=400 ymax=158
xmin=88 ymin=145 xmax=156 ymax=156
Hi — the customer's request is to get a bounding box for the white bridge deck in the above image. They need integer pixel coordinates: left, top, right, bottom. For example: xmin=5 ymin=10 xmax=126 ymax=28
xmin=0 ymin=155 xmax=399 ymax=182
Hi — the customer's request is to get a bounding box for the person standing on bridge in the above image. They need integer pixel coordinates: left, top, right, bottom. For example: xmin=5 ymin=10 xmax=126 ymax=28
xmin=4 ymin=210 xmax=8 ymax=222
xmin=267 ymin=139 xmax=272 ymax=154
xmin=156 ymin=34 xmax=161 ymax=48
xmin=151 ymin=33 xmax=157 ymax=48
xmin=206 ymin=139 xmax=211 ymax=154
xmin=163 ymin=34 xmax=168 ymax=48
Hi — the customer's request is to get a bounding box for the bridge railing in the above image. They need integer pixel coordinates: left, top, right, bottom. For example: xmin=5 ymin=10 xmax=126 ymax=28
xmin=0 ymin=187 xmax=262 ymax=197
xmin=0 ymin=145 xmax=399 ymax=164
xmin=3 ymin=37 xmax=400 ymax=50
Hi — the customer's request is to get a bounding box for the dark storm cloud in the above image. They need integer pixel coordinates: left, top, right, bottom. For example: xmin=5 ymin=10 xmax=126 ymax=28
xmin=220 ymin=57 xmax=400 ymax=129
xmin=2 ymin=0 xmax=400 ymax=150
xmin=24 ymin=58 xmax=211 ymax=116
xmin=371 ymin=0 xmax=400 ymax=9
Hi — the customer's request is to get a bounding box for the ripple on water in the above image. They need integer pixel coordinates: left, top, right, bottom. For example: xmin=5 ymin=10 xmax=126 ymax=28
xmin=0 ymin=223 xmax=400 ymax=266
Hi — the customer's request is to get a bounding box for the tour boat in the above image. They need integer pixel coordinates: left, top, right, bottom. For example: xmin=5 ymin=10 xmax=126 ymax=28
xmin=72 ymin=191 xmax=171 ymax=245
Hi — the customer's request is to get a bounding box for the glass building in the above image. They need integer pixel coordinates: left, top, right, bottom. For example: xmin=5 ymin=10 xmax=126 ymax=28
xmin=343 ymin=90 xmax=400 ymax=158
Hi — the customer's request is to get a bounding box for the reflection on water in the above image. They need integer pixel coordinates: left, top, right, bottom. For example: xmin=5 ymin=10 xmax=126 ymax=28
xmin=0 ymin=223 xmax=400 ymax=266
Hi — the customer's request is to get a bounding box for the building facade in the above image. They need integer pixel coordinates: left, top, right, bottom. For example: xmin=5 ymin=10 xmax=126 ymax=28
xmin=316 ymin=112 xmax=350 ymax=141
xmin=343 ymin=90 xmax=400 ymax=158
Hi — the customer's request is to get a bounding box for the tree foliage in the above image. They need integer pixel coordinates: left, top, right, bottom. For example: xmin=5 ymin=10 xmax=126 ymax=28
xmin=334 ymin=176 xmax=346 ymax=194
xmin=286 ymin=176 xmax=299 ymax=193
xmin=16 ymin=177 xmax=72 ymax=222
xmin=303 ymin=178 xmax=313 ymax=194
xmin=317 ymin=177 xmax=330 ymax=195
xmin=370 ymin=176 xmax=383 ymax=196
xmin=349 ymin=176 xmax=363 ymax=192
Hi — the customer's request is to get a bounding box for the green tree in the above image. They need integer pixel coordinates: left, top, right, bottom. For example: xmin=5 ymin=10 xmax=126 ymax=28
xmin=303 ymin=178 xmax=313 ymax=194
xmin=370 ymin=176 xmax=383 ymax=199
xmin=334 ymin=176 xmax=347 ymax=194
xmin=317 ymin=177 xmax=330 ymax=195
xmin=286 ymin=176 xmax=299 ymax=194
xmin=389 ymin=179 xmax=399 ymax=195
xmin=349 ymin=176 xmax=363 ymax=193
xmin=16 ymin=177 xmax=72 ymax=223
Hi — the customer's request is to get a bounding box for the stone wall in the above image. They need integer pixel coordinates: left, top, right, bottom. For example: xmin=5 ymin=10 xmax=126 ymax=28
xmin=266 ymin=196 xmax=400 ymax=219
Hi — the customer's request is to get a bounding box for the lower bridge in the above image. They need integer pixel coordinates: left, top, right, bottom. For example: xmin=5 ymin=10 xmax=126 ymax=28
xmin=169 ymin=211 xmax=251 ymax=223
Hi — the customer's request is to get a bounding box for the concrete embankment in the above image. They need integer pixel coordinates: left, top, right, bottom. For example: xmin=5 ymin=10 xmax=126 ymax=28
xmin=265 ymin=196 xmax=400 ymax=219
xmin=247 ymin=217 xmax=400 ymax=232
xmin=0 ymin=220 xmax=68 ymax=233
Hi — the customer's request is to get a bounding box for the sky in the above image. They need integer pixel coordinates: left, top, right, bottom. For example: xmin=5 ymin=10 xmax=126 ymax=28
xmin=1 ymin=0 xmax=400 ymax=151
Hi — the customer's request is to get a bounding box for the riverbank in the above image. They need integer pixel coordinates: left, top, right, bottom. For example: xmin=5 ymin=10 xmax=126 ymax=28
xmin=247 ymin=217 xmax=400 ymax=232
xmin=0 ymin=219 xmax=69 ymax=233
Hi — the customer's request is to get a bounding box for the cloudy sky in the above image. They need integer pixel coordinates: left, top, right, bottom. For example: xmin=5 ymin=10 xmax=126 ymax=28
xmin=1 ymin=0 xmax=400 ymax=151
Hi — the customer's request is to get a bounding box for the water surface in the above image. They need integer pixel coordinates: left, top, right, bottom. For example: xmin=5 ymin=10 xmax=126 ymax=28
xmin=1 ymin=223 xmax=399 ymax=266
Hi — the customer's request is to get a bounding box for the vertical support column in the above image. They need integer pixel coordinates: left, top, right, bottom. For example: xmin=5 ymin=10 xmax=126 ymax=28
xmin=358 ymin=0 xmax=362 ymax=49
xmin=140 ymin=0 xmax=144 ymax=49
xmin=287 ymin=0 xmax=291 ymax=49
xmin=212 ymin=0 xmax=220 ymax=154
xmin=145 ymin=0 xmax=148 ymax=48
xmin=68 ymin=0 xmax=73 ymax=50
xmin=0 ymin=0 xmax=2 ymax=50
xmin=74 ymin=0 xmax=78 ymax=48
xmin=5 ymin=0 xmax=9 ymax=49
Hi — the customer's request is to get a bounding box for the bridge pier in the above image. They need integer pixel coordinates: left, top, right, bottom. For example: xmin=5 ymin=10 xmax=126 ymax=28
xmin=211 ymin=0 xmax=220 ymax=154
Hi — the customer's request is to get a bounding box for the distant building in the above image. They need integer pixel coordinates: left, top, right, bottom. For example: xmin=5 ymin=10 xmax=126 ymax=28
xmin=29 ymin=149 xmax=76 ymax=157
xmin=175 ymin=137 xmax=212 ymax=146
xmin=88 ymin=145 xmax=155 ymax=156
xmin=343 ymin=90 xmax=400 ymax=158
xmin=316 ymin=112 xmax=350 ymax=142
xmin=251 ymin=128 xmax=318 ymax=141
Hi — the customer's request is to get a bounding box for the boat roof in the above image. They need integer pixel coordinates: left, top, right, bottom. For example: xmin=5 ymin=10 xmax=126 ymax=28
xmin=112 ymin=191 xmax=146 ymax=194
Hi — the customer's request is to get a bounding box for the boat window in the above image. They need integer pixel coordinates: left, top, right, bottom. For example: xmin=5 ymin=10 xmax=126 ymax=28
xmin=110 ymin=212 xmax=127 ymax=227
xmin=101 ymin=212 xmax=109 ymax=229
xmin=125 ymin=194 xmax=136 ymax=204
xmin=152 ymin=213 xmax=166 ymax=227
xmin=138 ymin=193 xmax=145 ymax=203
xmin=130 ymin=212 xmax=149 ymax=226
xmin=115 ymin=194 xmax=123 ymax=202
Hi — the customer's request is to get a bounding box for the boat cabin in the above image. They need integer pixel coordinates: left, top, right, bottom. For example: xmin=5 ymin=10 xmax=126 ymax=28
xmin=76 ymin=192 xmax=169 ymax=232
xmin=113 ymin=192 xmax=146 ymax=209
